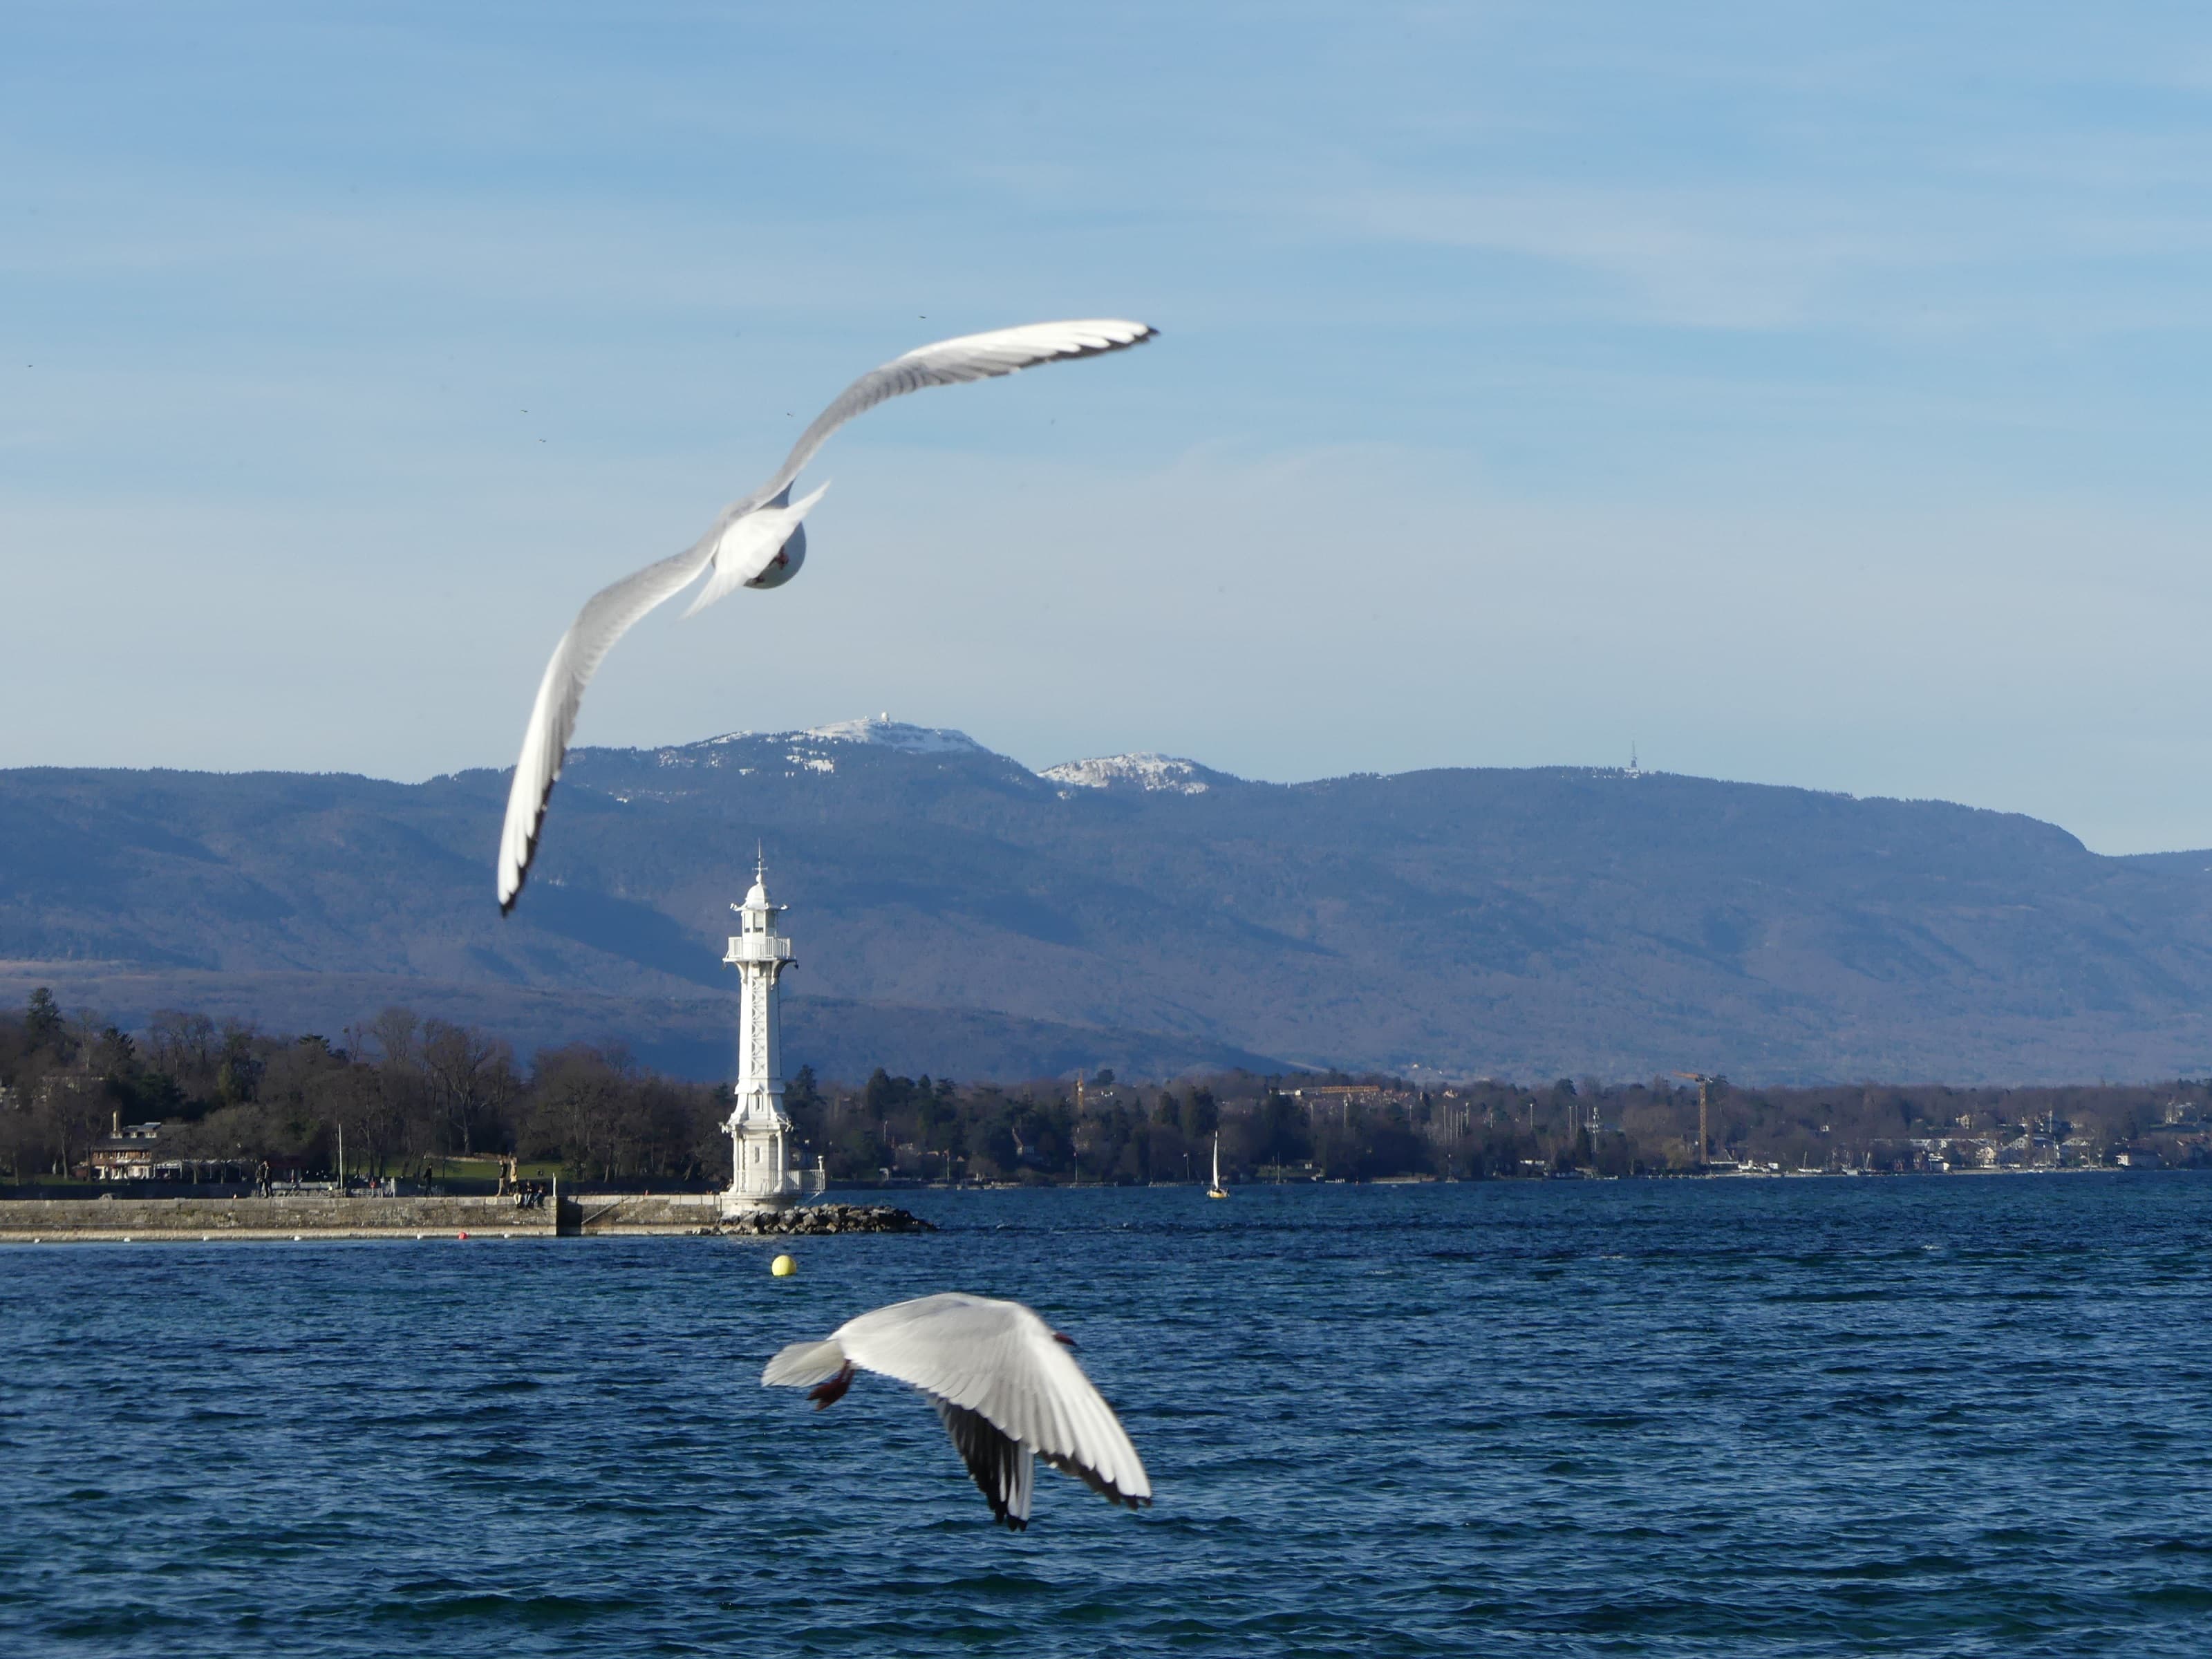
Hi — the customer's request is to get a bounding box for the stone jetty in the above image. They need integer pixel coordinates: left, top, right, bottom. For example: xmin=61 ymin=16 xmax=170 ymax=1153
xmin=0 ymin=1193 xmax=933 ymax=1241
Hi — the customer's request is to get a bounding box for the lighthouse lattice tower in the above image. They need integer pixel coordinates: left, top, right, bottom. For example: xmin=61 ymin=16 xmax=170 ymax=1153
xmin=722 ymin=855 xmax=800 ymax=1210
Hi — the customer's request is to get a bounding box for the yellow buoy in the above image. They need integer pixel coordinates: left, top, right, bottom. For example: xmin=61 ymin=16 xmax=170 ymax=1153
xmin=771 ymin=1254 xmax=796 ymax=1277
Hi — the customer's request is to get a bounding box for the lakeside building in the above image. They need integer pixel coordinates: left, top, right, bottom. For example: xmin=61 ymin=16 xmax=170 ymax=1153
xmin=85 ymin=1114 xmax=254 ymax=1184
xmin=89 ymin=1116 xmax=162 ymax=1181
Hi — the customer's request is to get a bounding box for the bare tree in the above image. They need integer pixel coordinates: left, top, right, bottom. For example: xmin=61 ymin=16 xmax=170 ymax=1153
xmin=421 ymin=1020 xmax=518 ymax=1158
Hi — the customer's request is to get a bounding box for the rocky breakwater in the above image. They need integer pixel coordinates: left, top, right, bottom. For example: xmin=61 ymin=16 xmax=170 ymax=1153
xmin=561 ymin=1194 xmax=935 ymax=1235
xmin=720 ymin=1203 xmax=935 ymax=1236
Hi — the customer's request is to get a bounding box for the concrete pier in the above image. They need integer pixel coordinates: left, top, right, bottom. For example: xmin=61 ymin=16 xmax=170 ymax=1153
xmin=0 ymin=1194 xmax=557 ymax=1241
xmin=0 ymin=1194 xmax=933 ymax=1241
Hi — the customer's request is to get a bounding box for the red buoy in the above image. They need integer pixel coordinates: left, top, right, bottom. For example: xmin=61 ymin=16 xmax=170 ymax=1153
xmin=458 ymin=1230 xmax=469 ymax=1240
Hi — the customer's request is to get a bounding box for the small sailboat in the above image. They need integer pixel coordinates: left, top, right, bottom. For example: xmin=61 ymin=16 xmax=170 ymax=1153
xmin=1206 ymin=1132 xmax=1230 ymax=1199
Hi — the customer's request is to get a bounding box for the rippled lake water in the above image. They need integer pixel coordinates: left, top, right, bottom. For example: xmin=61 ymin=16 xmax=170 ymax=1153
xmin=3 ymin=1175 xmax=2209 ymax=1656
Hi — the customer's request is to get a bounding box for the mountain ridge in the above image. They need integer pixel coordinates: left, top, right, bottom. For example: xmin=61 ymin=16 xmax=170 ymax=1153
xmin=3 ymin=722 xmax=2209 ymax=1084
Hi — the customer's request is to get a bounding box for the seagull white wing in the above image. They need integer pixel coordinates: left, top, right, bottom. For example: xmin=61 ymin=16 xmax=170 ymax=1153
xmin=765 ymin=1291 xmax=1151 ymax=1529
xmin=692 ymin=318 xmax=1156 ymax=601
xmin=761 ymin=319 xmax=1156 ymax=514
xmin=495 ymin=535 xmax=718 ymax=912
xmin=494 ymin=317 xmax=1156 ymax=912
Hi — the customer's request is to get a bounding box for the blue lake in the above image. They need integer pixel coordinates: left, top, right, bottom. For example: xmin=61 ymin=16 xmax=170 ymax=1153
xmin=3 ymin=1175 xmax=2209 ymax=1656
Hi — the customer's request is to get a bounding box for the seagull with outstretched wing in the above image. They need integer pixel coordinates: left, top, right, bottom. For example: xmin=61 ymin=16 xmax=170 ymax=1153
xmin=494 ymin=319 xmax=1156 ymax=912
xmin=763 ymin=1292 xmax=1151 ymax=1529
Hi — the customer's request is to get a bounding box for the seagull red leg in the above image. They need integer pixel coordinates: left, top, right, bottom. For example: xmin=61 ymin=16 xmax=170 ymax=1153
xmin=809 ymin=1362 xmax=856 ymax=1409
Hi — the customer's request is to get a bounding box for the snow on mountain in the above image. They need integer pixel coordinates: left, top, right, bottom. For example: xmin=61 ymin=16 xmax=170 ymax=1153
xmin=603 ymin=720 xmax=1238 ymax=795
xmin=684 ymin=715 xmax=989 ymax=769
xmin=798 ymin=715 xmax=986 ymax=755
xmin=1040 ymin=753 xmax=1221 ymax=796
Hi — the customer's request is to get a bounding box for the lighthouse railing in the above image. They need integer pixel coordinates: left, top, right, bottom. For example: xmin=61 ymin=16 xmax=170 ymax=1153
xmin=723 ymin=934 xmax=795 ymax=964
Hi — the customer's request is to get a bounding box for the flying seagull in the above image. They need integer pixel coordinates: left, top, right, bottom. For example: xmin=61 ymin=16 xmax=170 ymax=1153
xmin=494 ymin=319 xmax=1156 ymax=912
xmin=763 ymin=1291 xmax=1152 ymax=1529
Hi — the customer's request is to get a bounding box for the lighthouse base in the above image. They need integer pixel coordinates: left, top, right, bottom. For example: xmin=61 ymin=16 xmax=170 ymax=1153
xmin=718 ymin=1186 xmax=799 ymax=1219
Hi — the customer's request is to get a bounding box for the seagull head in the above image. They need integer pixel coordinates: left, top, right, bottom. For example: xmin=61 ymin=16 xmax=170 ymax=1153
xmin=744 ymin=516 xmax=807 ymax=590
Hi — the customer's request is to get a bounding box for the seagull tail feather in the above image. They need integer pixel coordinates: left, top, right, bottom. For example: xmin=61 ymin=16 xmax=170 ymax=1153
xmin=762 ymin=1338 xmax=847 ymax=1387
xmin=682 ymin=482 xmax=830 ymax=619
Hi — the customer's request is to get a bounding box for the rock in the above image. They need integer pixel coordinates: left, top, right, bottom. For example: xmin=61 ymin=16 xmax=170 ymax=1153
xmin=718 ymin=1203 xmax=933 ymax=1236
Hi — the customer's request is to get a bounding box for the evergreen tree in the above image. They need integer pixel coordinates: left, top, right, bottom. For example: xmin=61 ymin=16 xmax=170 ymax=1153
xmin=24 ymin=988 xmax=64 ymax=1053
xmin=787 ymin=1064 xmax=822 ymax=1113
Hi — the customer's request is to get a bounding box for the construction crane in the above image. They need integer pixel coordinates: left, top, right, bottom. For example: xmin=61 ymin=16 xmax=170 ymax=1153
xmin=1674 ymin=1072 xmax=1713 ymax=1172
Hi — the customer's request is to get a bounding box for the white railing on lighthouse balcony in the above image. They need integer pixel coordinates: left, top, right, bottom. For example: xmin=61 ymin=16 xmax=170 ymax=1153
xmin=749 ymin=1159 xmax=825 ymax=1201
xmin=724 ymin=932 xmax=794 ymax=964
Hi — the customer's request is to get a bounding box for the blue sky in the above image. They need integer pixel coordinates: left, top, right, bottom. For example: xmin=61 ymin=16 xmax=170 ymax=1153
xmin=6 ymin=2 xmax=2212 ymax=850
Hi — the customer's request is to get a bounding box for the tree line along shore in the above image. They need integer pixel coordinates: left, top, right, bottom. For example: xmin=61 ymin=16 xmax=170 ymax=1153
xmin=1 ymin=988 xmax=2207 ymax=1190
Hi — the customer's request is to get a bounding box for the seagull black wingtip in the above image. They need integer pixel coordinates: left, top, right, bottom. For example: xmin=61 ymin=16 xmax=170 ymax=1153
xmin=498 ymin=791 xmax=554 ymax=915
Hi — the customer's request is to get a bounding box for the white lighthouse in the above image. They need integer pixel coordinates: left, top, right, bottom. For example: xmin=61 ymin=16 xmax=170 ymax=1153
xmin=722 ymin=854 xmax=800 ymax=1212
